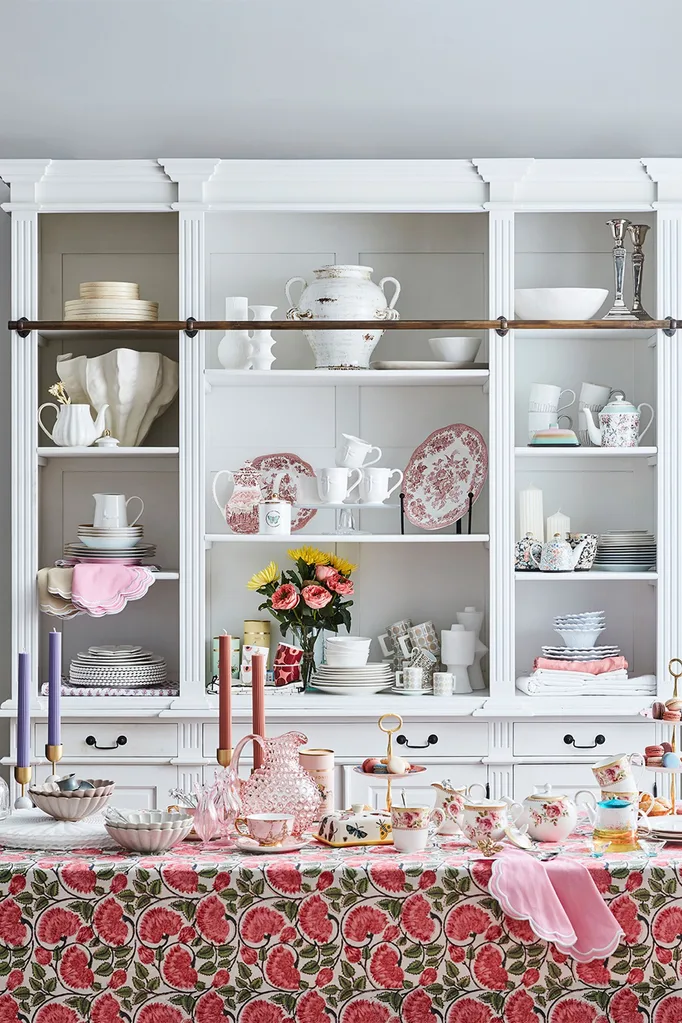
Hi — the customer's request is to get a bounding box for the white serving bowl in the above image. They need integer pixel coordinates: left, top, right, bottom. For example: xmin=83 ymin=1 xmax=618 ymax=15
xmin=514 ymin=288 xmax=609 ymax=320
xmin=105 ymin=815 xmax=193 ymax=853
xmin=428 ymin=336 xmax=482 ymax=363
xmin=556 ymin=628 xmax=605 ymax=649
xmin=29 ymin=779 xmax=115 ymax=821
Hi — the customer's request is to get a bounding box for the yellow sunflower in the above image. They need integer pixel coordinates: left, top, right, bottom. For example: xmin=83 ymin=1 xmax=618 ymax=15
xmin=287 ymin=546 xmax=330 ymax=566
xmin=327 ymin=553 xmax=358 ymax=576
xmin=246 ymin=561 xmax=279 ymax=590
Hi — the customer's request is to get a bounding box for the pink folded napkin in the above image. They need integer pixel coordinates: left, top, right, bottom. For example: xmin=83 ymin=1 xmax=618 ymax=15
xmin=71 ymin=564 xmax=155 ymax=617
xmin=489 ymin=848 xmax=623 ymax=962
xmin=533 ymin=656 xmax=628 ymax=674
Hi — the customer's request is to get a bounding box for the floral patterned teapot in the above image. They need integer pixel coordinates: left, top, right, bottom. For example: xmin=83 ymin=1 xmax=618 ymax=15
xmin=583 ymin=390 xmax=655 ymax=448
xmin=530 ymin=534 xmax=587 ymax=572
xmin=514 ymin=784 xmax=578 ymax=843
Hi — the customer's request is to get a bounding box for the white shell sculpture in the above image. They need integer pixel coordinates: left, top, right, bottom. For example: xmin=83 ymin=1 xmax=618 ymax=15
xmin=56 ymin=349 xmax=179 ymax=447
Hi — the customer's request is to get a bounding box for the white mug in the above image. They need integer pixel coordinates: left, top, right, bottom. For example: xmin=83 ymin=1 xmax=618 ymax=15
xmin=92 ymin=493 xmax=144 ymax=529
xmin=395 ymin=666 xmax=423 ymax=691
xmin=359 ymin=468 xmax=403 ymax=504
xmin=578 ymin=382 xmax=612 ymax=445
xmin=528 ymin=384 xmax=576 ymax=414
xmin=335 ymin=434 xmax=382 ymax=470
xmin=316 ymin=468 xmax=362 ymax=504
xmin=527 ymin=411 xmax=572 ymax=442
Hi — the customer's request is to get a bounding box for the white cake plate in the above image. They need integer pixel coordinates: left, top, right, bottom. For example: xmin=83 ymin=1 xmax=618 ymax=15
xmin=0 ymin=808 xmax=119 ymax=851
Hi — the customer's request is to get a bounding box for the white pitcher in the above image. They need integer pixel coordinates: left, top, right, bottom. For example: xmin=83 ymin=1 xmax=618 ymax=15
xmin=38 ymin=403 xmax=109 ymax=447
xmin=93 ymin=494 xmax=144 ymax=528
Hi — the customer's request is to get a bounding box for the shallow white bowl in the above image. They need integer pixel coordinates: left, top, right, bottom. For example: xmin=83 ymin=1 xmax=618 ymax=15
xmin=514 ymin=288 xmax=609 ymax=320
xmin=79 ymin=535 xmax=143 ymax=550
xmin=105 ymin=818 xmax=193 ymax=853
xmin=429 ymin=336 xmax=481 ymax=363
xmin=556 ymin=628 xmax=605 ymax=649
xmin=325 ymin=652 xmax=370 ymax=667
xmin=30 ymin=779 xmax=115 ymax=821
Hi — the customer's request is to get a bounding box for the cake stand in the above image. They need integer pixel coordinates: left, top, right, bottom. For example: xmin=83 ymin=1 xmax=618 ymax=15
xmin=353 ymin=712 xmax=425 ymax=811
xmin=645 ymin=658 xmax=682 ymax=812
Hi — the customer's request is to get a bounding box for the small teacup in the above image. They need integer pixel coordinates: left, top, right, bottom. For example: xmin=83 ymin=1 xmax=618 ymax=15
xmin=601 ymin=788 xmax=639 ymax=804
xmin=391 ymin=805 xmax=445 ymax=852
xmin=457 ymin=799 xmax=523 ymax=844
xmin=395 ymin=666 xmax=423 ymax=692
xmin=235 ymin=813 xmax=294 ymax=847
xmin=592 ymin=754 xmax=644 ymax=791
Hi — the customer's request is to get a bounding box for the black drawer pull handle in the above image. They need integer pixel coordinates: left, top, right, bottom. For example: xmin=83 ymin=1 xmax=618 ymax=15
xmin=396 ymin=733 xmax=438 ymax=749
xmin=85 ymin=735 xmax=128 ymax=750
xmin=563 ymin=733 xmax=605 ymax=750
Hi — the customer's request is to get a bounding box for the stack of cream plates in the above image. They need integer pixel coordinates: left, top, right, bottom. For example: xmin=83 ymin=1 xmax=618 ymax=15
xmin=311 ymin=663 xmax=394 ymax=696
xmin=69 ymin=645 xmax=167 ymax=688
xmin=646 ymin=816 xmax=682 ymax=842
xmin=64 ymin=281 xmax=158 ymax=321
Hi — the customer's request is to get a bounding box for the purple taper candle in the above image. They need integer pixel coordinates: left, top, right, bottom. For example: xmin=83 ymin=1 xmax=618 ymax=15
xmin=48 ymin=629 xmax=61 ymax=746
xmin=17 ymin=652 xmax=30 ymax=769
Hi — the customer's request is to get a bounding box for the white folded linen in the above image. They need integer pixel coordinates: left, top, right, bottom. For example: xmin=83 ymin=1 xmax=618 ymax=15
xmin=516 ymin=673 xmax=656 ymax=696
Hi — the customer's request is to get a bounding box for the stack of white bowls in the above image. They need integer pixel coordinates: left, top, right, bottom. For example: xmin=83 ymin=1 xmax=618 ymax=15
xmin=324 ymin=636 xmax=372 ymax=667
xmin=553 ymin=611 xmax=606 ymax=648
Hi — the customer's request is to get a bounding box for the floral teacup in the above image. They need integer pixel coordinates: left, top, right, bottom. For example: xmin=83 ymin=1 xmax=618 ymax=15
xmin=457 ymin=799 xmax=524 ymax=845
xmin=391 ymin=806 xmax=444 ymax=853
xmin=592 ymin=754 xmax=644 ymax=791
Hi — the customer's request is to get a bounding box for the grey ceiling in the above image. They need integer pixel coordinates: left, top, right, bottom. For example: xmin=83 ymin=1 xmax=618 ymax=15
xmin=1 ymin=0 xmax=681 ymax=160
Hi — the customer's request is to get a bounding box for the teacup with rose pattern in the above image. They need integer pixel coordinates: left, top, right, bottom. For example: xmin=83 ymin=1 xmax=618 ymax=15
xmin=456 ymin=799 xmax=524 ymax=844
xmin=592 ymin=753 xmax=644 ymax=791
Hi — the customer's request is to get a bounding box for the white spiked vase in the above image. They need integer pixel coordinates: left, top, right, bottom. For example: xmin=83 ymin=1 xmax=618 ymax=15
xmin=285 ymin=264 xmax=400 ymax=370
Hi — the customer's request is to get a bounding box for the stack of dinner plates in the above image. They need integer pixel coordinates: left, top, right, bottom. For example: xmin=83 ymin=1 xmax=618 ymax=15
xmin=541 ymin=645 xmax=621 ymax=660
xmin=311 ymin=663 xmax=394 ymax=696
xmin=593 ymin=530 xmax=657 ymax=572
xmin=64 ymin=281 xmax=158 ymax=321
xmin=69 ymin=645 xmax=167 ymax=688
xmin=645 ymin=816 xmax=682 ymax=843
xmin=64 ymin=541 xmax=156 ymax=565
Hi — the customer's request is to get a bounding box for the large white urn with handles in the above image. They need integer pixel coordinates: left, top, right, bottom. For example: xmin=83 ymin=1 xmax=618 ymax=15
xmin=285 ymin=264 xmax=400 ymax=370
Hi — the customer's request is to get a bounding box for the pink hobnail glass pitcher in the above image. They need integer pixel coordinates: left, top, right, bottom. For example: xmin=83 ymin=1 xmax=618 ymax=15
xmin=228 ymin=731 xmax=322 ymax=836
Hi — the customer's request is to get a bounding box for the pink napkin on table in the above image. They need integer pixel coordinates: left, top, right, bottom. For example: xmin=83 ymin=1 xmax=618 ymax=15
xmin=71 ymin=564 xmax=155 ymax=616
xmin=489 ymin=848 xmax=623 ymax=962
xmin=533 ymin=656 xmax=628 ymax=674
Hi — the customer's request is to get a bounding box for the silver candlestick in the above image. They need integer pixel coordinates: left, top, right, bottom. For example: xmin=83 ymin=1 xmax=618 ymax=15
xmin=627 ymin=223 xmax=651 ymax=320
xmin=604 ymin=218 xmax=635 ymax=319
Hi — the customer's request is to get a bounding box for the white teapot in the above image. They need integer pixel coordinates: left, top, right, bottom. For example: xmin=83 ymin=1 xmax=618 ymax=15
xmin=514 ymin=785 xmax=578 ymax=843
xmin=38 ymin=402 xmax=109 ymax=448
xmin=583 ymin=390 xmax=655 ymax=448
xmin=530 ymin=534 xmax=587 ymax=572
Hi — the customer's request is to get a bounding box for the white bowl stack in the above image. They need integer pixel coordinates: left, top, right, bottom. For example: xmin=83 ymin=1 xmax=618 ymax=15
xmin=64 ymin=281 xmax=159 ymax=321
xmin=553 ymin=610 xmax=606 ymax=649
xmin=324 ymin=635 xmax=372 ymax=667
xmin=104 ymin=808 xmax=193 ymax=853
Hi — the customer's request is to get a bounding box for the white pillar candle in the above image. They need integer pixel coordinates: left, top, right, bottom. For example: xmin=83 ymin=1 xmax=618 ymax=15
xmin=518 ymin=484 xmax=544 ymax=542
xmin=546 ymin=509 xmax=571 ymax=539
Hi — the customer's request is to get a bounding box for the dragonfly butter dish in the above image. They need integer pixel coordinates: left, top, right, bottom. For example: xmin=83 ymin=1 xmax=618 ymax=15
xmin=314 ymin=804 xmax=393 ymax=847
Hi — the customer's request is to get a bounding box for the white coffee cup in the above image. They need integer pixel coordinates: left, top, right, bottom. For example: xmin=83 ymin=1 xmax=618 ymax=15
xmin=316 ymin=468 xmax=362 ymax=504
xmin=527 ymin=411 xmax=572 ymax=443
xmin=93 ymin=493 xmax=144 ymax=529
xmin=578 ymin=382 xmax=612 ymax=445
xmin=528 ymin=384 xmax=576 ymax=414
xmin=359 ymin=467 xmax=403 ymax=504
xmin=395 ymin=666 xmax=423 ymax=692
xmin=335 ymin=434 xmax=382 ymax=470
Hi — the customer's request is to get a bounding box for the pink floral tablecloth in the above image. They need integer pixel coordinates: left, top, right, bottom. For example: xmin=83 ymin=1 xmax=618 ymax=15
xmin=1 ymin=832 xmax=681 ymax=1023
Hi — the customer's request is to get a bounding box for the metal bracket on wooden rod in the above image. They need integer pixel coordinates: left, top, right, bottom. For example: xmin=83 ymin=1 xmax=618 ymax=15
xmin=184 ymin=317 xmax=199 ymax=338
xmin=495 ymin=316 xmax=509 ymax=337
xmin=664 ymin=316 xmax=677 ymax=337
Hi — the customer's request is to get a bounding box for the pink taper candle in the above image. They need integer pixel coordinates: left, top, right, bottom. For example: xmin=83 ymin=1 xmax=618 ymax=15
xmin=218 ymin=634 xmax=232 ymax=752
xmin=251 ymin=652 xmax=266 ymax=770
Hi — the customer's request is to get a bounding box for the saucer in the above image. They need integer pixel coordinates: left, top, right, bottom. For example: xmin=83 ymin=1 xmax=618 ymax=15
xmin=388 ymin=686 xmax=434 ymax=696
xmin=235 ymin=836 xmax=309 ymax=854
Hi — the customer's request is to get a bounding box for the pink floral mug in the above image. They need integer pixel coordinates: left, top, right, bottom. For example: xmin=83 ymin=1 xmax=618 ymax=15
xmin=391 ymin=806 xmax=445 ymax=853
xmin=592 ymin=753 xmax=644 ymax=791
xmin=456 ymin=799 xmax=524 ymax=845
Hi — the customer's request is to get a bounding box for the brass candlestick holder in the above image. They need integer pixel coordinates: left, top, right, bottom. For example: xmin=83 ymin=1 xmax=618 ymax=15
xmin=216 ymin=748 xmax=233 ymax=768
xmin=45 ymin=743 xmax=63 ymax=782
xmin=14 ymin=765 xmax=32 ymax=809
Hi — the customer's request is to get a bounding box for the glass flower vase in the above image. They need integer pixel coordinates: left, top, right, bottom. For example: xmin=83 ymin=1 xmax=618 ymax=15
xmin=289 ymin=627 xmax=322 ymax=691
xmin=228 ymin=730 xmax=322 ymax=835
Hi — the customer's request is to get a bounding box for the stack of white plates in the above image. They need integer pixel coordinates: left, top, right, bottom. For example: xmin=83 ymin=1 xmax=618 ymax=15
xmin=646 ymin=816 xmax=682 ymax=842
xmin=69 ymin=645 xmax=167 ymax=688
xmin=593 ymin=531 xmax=657 ymax=572
xmin=311 ymin=663 xmax=394 ymax=696
xmin=64 ymin=541 xmax=156 ymax=564
xmin=64 ymin=281 xmax=158 ymax=321
xmin=542 ymin=645 xmax=620 ymax=660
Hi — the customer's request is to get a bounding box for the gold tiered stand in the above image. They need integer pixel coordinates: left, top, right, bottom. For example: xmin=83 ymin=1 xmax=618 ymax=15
xmin=352 ymin=713 xmax=425 ymax=812
xmin=645 ymin=658 xmax=682 ymax=813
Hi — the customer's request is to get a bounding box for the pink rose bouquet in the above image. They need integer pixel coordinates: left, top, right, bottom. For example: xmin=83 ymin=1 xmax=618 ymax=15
xmin=247 ymin=547 xmax=357 ymax=689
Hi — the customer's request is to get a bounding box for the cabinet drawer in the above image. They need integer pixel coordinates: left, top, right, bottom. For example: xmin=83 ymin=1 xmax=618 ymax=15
xmin=513 ymin=722 xmax=654 ymax=759
xmin=203 ymin=719 xmax=488 ymax=760
xmin=35 ymin=722 xmax=178 ymax=759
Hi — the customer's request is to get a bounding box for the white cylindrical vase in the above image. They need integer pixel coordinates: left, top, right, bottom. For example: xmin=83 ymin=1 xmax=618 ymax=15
xmin=518 ymin=484 xmax=544 ymax=543
xmin=455 ymin=608 xmax=487 ymax=691
xmin=217 ymin=297 xmax=252 ymax=369
xmin=249 ymin=304 xmax=277 ymax=371
xmin=441 ymin=626 xmax=476 ymax=694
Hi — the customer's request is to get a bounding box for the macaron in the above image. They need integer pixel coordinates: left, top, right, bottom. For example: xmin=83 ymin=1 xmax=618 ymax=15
xmin=646 ymin=756 xmax=664 ymax=766
xmin=663 ymin=710 xmax=681 ymax=722
xmin=662 ymin=741 xmax=674 ymax=753
xmin=362 ymin=757 xmax=381 ymax=774
xmin=645 ymin=745 xmax=664 ymax=758
xmin=662 ymin=751 xmax=682 ymax=769
xmin=653 ymin=702 xmax=666 ymax=720
xmin=667 ymin=697 xmax=682 ymax=712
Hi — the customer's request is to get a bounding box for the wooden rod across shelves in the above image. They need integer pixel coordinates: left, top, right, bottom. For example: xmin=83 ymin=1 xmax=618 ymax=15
xmin=7 ymin=318 xmax=675 ymax=333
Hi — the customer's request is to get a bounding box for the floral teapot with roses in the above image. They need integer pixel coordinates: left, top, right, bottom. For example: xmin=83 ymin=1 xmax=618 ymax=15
xmin=513 ymin=784 xmax=578 ymax=843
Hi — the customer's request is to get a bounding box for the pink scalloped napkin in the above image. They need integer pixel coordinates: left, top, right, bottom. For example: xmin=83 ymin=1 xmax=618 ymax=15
xmin=71 ymin=564 xmax=155 ymax=616
xmin=489 ymin=848 xmax=623 ymax=962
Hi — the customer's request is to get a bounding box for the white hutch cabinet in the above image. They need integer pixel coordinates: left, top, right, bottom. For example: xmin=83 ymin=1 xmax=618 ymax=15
xmin=1 ymin=158 xmax=680 ymax=808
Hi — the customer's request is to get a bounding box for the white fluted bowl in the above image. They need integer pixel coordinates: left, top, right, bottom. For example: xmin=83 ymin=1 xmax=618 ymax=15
xmin=104 ymin=812 xmax=193 ymax=853
xmin=56 ymin=348 xmax=179 ymax=447
xmin=30 ymin=780 xmax=115 ymax=821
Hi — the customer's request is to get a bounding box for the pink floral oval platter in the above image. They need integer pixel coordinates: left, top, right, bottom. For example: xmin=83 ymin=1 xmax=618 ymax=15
xmin=403 ymin=423 xmax=488 ymax=530
xmin=224 ymin=452 xmax=317 ymax=533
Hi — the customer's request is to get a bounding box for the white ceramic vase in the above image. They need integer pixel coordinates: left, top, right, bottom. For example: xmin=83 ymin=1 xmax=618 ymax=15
xmin=285 ymin=264 xmax=400 ymax=370
xmin=249 ymin=305 xmax=277 ymax=370
xmin=56 ymin=349 xmax=179 ymax=447
xmin=217 ymin=297 xmax=252 ymax=369
xmin=441 ymin=626 xmax=476 ymax=694
xmin=455 ymin=607 xmax=487 ymax=691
